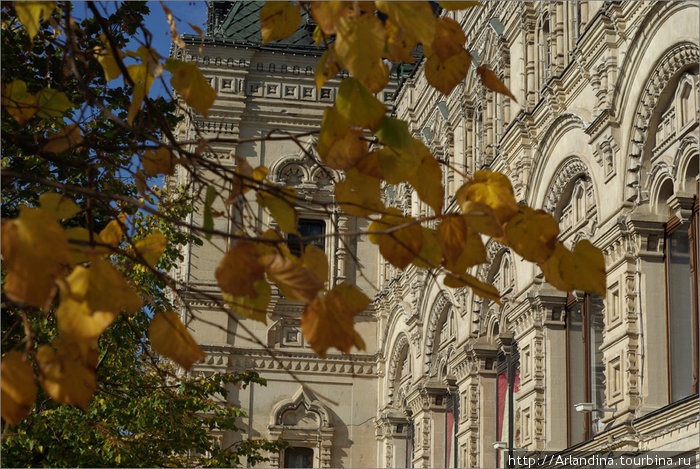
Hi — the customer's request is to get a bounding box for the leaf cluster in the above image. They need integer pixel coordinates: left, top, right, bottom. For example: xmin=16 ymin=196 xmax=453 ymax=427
xmin=1 ymin=0 xmax=607 ymax=452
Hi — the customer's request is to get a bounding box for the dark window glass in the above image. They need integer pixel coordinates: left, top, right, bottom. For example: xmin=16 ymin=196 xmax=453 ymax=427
xmin=284 ymin=447 xmax=313 ymax=468
xmin=667 ymin=223 xmax=695 ymax=401
xmin=288 ymin=219 xmax=325 ymax=256
xmin=588 ymin=295 xmax=605 ymax=434
xmin=567 ymin=301 xmax=586 ymax=444
xmin=496 ymin=347 xmax=519 ymax=467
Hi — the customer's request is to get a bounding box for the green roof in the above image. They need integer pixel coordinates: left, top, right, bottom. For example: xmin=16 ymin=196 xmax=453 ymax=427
xmin=207 ymin=1 xmax=318 ymax=51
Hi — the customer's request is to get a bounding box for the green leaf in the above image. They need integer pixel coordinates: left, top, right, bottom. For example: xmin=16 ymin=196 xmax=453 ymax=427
xmin=36 ymin=88 xmax=72 ymax=118
xmin=376 ymin=116 xmax=413 ymax=152
xmin=203 ymin=185 xmax=217 ymax=240
xmin=335 ymin=77 xmax=386 ymax=130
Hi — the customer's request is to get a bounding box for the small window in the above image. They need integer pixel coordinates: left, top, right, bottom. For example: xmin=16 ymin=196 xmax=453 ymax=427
xmin=284 ymin=447 xmax=313 ymax=468
xmin=288 ymin=218 xmax=325 ymax=256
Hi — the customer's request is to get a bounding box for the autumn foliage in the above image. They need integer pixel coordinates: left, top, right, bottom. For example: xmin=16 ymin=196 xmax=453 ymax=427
xmin=1 ymin=0 xmax=606 ymax=436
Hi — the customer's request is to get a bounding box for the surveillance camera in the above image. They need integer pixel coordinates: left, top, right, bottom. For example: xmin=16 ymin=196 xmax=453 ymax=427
xmin=574 ymin=402 xmax=595 ymax=413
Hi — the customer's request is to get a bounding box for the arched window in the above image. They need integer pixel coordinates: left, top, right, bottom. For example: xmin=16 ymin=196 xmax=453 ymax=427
xmin=663 ymin=180 xmax=700 ymax=401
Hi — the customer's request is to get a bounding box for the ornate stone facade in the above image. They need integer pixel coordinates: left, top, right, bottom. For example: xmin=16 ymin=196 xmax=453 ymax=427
xmin=175 ymin=2 xmax=699 ymax=467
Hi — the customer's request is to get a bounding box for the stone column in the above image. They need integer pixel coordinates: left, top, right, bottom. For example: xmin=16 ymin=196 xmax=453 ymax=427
xmin=375 ymin=412 xmax=411 ymax=468
xmin=405 ymin=380 xmax=448 ymax=468
xmin=526 ymin=288 xmax=568 ymax=450
xmin=554 ymin=2 xmax=566 ymax=72
xmin=624 ymin=214 xmax=668 ymax=414
xmin=335 ymin=214 xmax=350 ymax=285
xmin=452 ymin=338 xmax=499 ymax=468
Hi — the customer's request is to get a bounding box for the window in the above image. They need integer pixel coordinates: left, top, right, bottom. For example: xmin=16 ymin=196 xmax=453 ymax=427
xmin=574 ymin=183 xmax=585 ymax=221
xmin=445 ymin=391 xmax=459 ymax=467
xmin=496 ymin=346 xmax=520 ymax=467
xmin=566 ymin=293 xmax=605 ymax=444
xmin=573 ymin=1 xmax=582 ymax=40
xmin=284 ymin=447 xmax=313 ymax=468
xmin=538 ymin=12 xmax=552 ymax=84
xmin=665 ymin=185 xmax=700 ymax=401
xmin=287 ymin=218 xmax=325 ymax=256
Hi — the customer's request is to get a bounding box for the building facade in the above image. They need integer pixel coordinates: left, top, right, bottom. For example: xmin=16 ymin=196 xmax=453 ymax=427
xmin=172 ymin=2 xmax=699 ymax=467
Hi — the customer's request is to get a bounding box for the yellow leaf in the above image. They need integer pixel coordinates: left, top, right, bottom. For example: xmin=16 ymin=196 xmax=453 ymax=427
xmin=312 ymin=24 xmax=324 ymax=46
xmin=476 ymin=65 xmax=517 ymax=102
xmin=335 ymin=168 xmax=384 ymax=217
xmin=216 ymin=241 xmax=266 ymax=298
xmin=253 ymin=165 xmax=269 ymax=181
xmin=304 ymin=244 xmax=328 ymax=284
xmin=369 ymin=208 xmax=423 ymax=268
xmin=375 ymin=1 xmax=435 ymax=47
xmin=539 ymin=242 xmax=574 ymax=292
xmin=408 ymin=143 xmax=444 ymax=214
xmin=260 ymin=1 xmax=301 ymax=44
xmin=14 ymin=1 xmax=56 ymax=41
xmin=257 ymin=187 xmax=298 ymax=234
xmin=1 ymin=207 xmax=68 ymax=309
xmin=263 ymin=251 xmax=323 ymax=302
xmin=93 ymin=34 xmax=122 ymax=82
xmin=378 ymin=146 xmax=421 ymax=184
xmin=41 ymin=124 xmax=83 ymax=154
xmin=228 ymin=156 xmax=255 ymax=200
xmin=560 ymin=240 xmax=607 ymax=296
xmin=429 ymin=17 xmax=466 ymax=61
xmin=301 ymin=282 xmax=369 ymax=358
xmin=456 ymin=170 xmax=518 ymax=223
xmin=1 ymin=351 xmax=37 ymax=425
xmin=149 ymin=311 xmax=205 ymax=370
xmin=437 ymin=215 xmax=467 ymax=265
xmin=505 ymin=207 xmax=559 ymax=264
xmin=425 ymin=48 xmax=470 ymax=95
xmin=310 ymin=1 xmax=354 ymax=35
xmin=412 ymin=227 xmax=443 ymax=268
xmin=135 ymin=231 xmax=167 ymax=267
xmin=460 ymin=200 xmax=504 ymax=237
xmin=161 ymin=2 xmax=185 ymax=49
xmin=317 ymin=106 xmax=368 ymax=169
xmin=126 ymin=47 xmax=157 ymax=125
xmin=142 ymin=147 xmax=175 ymax=175
xmin=55 ymin=291 xmax=117 ymax=345
xmin=443 ymin=271 xmax=501 ymax=304
xmin=37 ymin=341 xmax=96 ymax=409
xmin=385 ymin=18 xmax=417 ymax=63
xmin=443 ymin=230 xmax=486 ymax=274
xmin=335 ymin=14 xmax=388 ymax=92
xmin=335 ymin=77 xmax=386 ymax=130
xmin=1 ymin=79 xmax=37 ymax=124
xmin=35 ymin=88 xmax=72 ymax=118
xmin=223 ymin=279 xmax=270 ymax=324
xmin=65 ymin=260 xmax=143 ymax=315
xmin=315 ymin=45 xmax=340 ymax=90
xmin=438 ymin=1 xmax=482 ymax=10
xmin=164 ymin=59 xmax=217 ymax=117
xmin=38 ymin=192 xmax=81 ymax=220
xmin=98 ymin=216 xmax=124 ymax=247
xmin=66 ymin=227 xmax=94 ymax=265
xmin=355 ymin=151 xmax=384 ymax=179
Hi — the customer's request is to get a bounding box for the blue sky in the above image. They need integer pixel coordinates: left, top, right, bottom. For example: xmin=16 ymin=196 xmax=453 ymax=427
xmin=74 ymin=1 xmax=209 ymax=97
